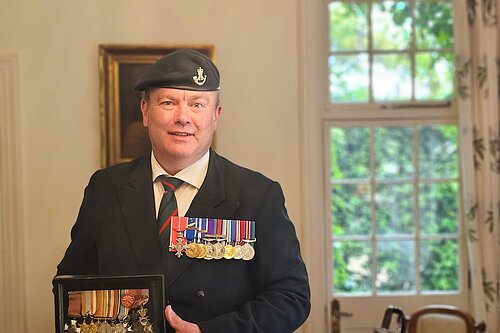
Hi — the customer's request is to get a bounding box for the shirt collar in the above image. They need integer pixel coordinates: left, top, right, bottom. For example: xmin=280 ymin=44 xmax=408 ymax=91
xmin=151 ymin=150 xmax=210 ymax=190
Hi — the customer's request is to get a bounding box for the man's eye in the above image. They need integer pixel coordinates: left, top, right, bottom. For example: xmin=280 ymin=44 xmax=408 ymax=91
xmin=193 ymin=102 xmax=205 ymax=108
xmin=160 ymin=101 xmax=174 ymax=106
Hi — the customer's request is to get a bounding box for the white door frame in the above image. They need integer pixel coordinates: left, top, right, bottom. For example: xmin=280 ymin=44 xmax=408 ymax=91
xmin=0 ymin=55 xmax=27 ymax=332
xmin=298 ymin=0 xmax=331 ymax=332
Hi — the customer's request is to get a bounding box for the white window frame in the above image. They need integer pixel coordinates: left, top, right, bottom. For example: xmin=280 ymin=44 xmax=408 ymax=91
xmin=323 ymin=118 xmax=466 ymax=292
xmin=298 ymin=0 xmax=467 ymax=332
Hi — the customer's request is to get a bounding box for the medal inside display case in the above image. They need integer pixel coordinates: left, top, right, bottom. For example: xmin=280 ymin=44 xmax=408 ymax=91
xmin=53 ymin=274 xmax=165 ymax=333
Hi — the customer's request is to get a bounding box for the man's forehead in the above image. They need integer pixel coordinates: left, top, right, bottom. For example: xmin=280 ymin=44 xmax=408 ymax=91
xmin=152 ymin=88 xmax=215 ymax=100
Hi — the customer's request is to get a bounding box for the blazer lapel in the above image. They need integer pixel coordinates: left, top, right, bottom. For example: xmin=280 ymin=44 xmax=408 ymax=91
xmin=164 ymin=150 xmax=240 ymax=287
xmin=186 ymin=150 xmax=240 ymax=218
xmin=115 ymin=155 xmax=162 ymax=273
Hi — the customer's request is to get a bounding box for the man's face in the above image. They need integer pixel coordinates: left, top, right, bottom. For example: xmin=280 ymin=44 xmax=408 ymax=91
xmin=141 ymin=87 xmax=221 ymax=173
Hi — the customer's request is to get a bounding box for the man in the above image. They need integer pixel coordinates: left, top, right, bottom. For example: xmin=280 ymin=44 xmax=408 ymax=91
xmin=56 ymin=49 xmax=310 ymax=333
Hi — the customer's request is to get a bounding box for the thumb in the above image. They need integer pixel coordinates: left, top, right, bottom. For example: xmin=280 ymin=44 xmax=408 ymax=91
xmin=165 ymin=305 xmax=179 ymax=326
xmin=165 ymin=305 xmax=186 ymax=331
xmin=164 ymin=305 xmax=201 ymax=333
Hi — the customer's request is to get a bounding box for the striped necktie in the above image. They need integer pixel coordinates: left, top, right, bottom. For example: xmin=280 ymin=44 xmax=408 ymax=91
xmin=157 ymin=176 xmax=184 ymax=251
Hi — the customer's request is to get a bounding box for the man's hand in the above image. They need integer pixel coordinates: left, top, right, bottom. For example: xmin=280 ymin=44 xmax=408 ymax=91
xmin=164 ymin=305 xmax=202 ymax=333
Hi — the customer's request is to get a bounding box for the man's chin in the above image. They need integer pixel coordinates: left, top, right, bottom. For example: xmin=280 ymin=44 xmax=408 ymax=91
xmin=156 ymin=148 xmax=204 ymax=166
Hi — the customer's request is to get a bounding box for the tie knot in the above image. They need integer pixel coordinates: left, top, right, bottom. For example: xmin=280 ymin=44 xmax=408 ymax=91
xmin=158 ymin=176 xmax=184 ymax=192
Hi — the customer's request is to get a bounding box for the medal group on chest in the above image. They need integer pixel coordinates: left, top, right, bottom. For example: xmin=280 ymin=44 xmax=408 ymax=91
xmin=169 ymin=217 xmax=256 ymax=260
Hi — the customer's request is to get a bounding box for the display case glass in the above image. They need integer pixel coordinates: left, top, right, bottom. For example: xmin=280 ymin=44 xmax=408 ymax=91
xmin=53 ymin=274 xmax=165 ymax=333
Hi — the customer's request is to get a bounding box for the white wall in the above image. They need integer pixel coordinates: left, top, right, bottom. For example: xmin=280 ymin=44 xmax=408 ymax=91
xmin=0 ymin=1 xmax=307 ymax=332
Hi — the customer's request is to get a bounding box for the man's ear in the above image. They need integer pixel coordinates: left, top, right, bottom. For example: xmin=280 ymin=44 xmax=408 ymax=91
xmin=214 ymin=105 xmax=222 ymax=121
xmin=141 ymin=99 xmax=149 ymax=127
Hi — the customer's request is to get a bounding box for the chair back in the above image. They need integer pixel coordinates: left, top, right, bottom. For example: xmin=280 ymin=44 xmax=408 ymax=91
xmin=408 ymin=305 xmax=485 ymax=333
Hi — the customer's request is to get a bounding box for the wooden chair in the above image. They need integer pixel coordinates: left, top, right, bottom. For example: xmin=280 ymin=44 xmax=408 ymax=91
xmin=407 ymin=305 xmax=486 ymax=333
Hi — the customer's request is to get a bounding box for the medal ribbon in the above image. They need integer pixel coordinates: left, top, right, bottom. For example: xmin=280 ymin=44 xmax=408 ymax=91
xmin=108 ymin=289 xmax=119 ymax=319
xmin=245 ymin=221 xmax=255 ymax=242
xmin=169 ymin=217 xmax=256 ymax=250
xmin=95 ymin=290 xmax=105 ymax=318
xmin=216 ymin=219 xmax=222 ymax=236
xmin=169 ymin=216 xmax=188 ymax=251
xmin=240 ymin=220 xmax=245 ymax=245
xmin=76 ymin=290 xmax=120 ymax=319
xmin=235 ymin=220 xmax=241 ymax=245
xmin=222 ymin=219 xmax=229 ymax=244
xmin=80 ymin=290 xmax=96 ymax=317
xmin=68 ymin=291 xmax=82 ymax=317
xmin=118 ymin=289 xmax=129 ymax=320
xmin=91 ymin=290 xmax=97 ymax=315
xmin=208 ymin=218 xmax=215 ymax=235
xmin=185 ymin=217 xmax=196 ymax=243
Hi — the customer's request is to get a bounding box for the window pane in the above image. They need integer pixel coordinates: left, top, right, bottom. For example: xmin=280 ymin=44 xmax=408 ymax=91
xmin=329 ymin=0 xmax=455 ymax=104
xmin=329 ymin=122 xmax=460 ymax=296
xmin=419 ymin=125 xmax=458 ymax=178
xmin=331 ymin=127 xmax=370 ymax=179
xmin=373 ymin=53 xmax=411 ymax=101
xmin=419 ymin=182 xmax=459 ymax=234
xmin=334 ymin=241 xmax=372 ymax=294
xmin=333 ymin=184 xmax=371 ymax=236
xmin=329 ymin=54 xmax=369 ymax=102
xmin=376 ymin=240 xmax=415 ymax=292
xmin=372 ymin=0 xmax=412 ymax=50
xmin=375 ymin=127 xmax=414 ymax=179
xmin=415 ymin=51 xmax=454 ymax=100
xmin=375 ymin=183 xmax=414 ymax=235
xmin=421 ymin=239 xmax=459 ymax=291
xmin=329 ymin=1 xmax=368 ymax=51
xmin=414 ymin=0 xmax=454 ymax=49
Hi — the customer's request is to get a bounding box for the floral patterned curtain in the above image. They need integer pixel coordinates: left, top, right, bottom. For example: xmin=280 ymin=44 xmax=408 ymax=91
xmin=453 ymin=0 xmax=499 ymax=331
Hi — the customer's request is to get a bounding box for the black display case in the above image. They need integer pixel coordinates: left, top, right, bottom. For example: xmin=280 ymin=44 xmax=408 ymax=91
xmin=53 ymin=274 xmax=165 ymax=333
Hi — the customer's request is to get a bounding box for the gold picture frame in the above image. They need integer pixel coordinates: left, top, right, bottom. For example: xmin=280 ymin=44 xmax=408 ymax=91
xmin=99 ymin=44 xmax=215 ymax=167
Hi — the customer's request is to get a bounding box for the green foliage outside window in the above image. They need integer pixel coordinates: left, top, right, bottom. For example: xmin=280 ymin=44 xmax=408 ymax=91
xmin=331 ymin=126 xmax=460 ymax=295
xmin=328 ymin=0 xmax=454 ymax=103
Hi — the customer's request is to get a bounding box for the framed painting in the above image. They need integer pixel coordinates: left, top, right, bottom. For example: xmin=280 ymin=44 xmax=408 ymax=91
xmin=99 ymin=44 xmax=215 ymax=167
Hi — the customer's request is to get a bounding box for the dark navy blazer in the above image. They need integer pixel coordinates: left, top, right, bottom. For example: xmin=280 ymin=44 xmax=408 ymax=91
xmin=57 ymin=150 xmax=310 ymax=333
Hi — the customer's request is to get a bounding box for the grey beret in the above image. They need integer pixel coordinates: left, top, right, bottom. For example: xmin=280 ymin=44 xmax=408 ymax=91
xmin=134 ymin=49 xmax=220 ymax=91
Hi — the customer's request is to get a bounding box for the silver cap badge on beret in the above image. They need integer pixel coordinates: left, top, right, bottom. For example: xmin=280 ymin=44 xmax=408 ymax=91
xmin=193 ymin=67 xmax=207 ymax=86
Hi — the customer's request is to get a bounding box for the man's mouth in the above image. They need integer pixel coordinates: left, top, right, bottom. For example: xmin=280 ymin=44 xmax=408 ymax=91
xmin=170 ymin=131 xmax=192 ymax=136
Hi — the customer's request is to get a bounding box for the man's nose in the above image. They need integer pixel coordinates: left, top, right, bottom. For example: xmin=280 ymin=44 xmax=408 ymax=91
xmin=174 ymin=103 xmax=190 ymax=124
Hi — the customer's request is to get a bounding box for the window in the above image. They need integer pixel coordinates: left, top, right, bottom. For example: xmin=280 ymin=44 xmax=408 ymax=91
xmin=326 ymin=0 xmax=463 ymax=304
xmin=328 ymin=0 xmax=454 ymax=103
xmin=329 ymin=124 xmax=461 ymax=295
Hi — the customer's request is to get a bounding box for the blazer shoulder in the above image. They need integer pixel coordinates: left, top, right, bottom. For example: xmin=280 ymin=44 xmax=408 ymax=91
xmin=88 ymin=154 xmax=150 ymax=185
xmin=211 ymin=150 xmax=276 ymax=189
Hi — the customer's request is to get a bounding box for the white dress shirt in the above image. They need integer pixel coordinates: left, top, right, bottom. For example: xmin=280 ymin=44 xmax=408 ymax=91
xmin=151 ymin=150 xmax=209 ymax=217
